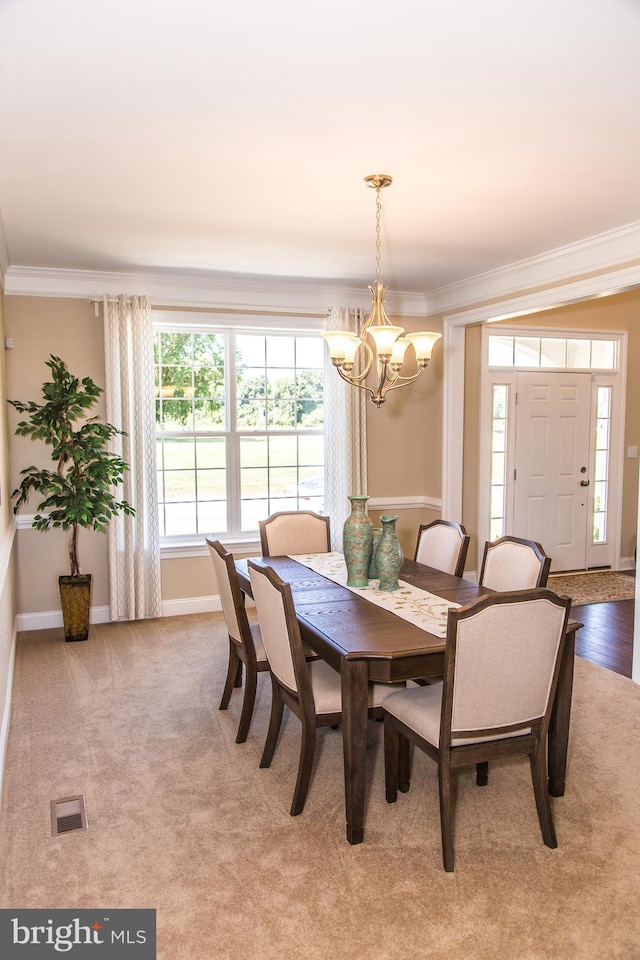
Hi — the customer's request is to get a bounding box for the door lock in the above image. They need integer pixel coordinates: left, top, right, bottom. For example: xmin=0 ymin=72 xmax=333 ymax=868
xmin=580 ymin=479 xmax=590 ymax=487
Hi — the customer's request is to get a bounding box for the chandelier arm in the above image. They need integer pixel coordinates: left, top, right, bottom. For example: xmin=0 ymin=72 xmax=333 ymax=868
xmin=334 ymin=365 xmax=375 ymax=402
xmin=379 ymin=369 xmax=424 ymax=398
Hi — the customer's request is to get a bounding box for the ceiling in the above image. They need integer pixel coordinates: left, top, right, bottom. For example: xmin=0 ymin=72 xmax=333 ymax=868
xmin=1 ymin=0 xmax=640 ymax=295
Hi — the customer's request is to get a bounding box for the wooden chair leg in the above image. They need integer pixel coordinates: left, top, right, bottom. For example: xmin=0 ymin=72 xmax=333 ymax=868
xmin=219 ymin=640 xmax=241 ymax=710
xmin=384 ymin=715 xmax=399 ymax=803
xmin=290 ymin=718 xmax=316 ymax=816
xmin=398 ymin=733 xmax=411 ymax=793
xmin=530 ymin=744 xmax=557 ymax=848
xmin=236 ymin=665 xmax=258 ymax=744
xmin=260 ymin=678 xmax=284 ymax=769
xmin=439 ymin=760 xmax=455 ymax=872
xmin=476 ymin=761 xmax=489 ymax=786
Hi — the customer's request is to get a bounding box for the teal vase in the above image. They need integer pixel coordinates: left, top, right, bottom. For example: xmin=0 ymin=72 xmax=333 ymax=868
xmin=368 ymin=527 xmax=382 ymax=579
xmin=376 ymin=515 xmax=404 ymax=592
xmin=343 ymin=495 xmax=373 ymax=588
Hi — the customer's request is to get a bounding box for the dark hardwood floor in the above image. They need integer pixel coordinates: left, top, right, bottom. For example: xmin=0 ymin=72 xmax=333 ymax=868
xmin=572 ymin=598 xmax=634 ymax=678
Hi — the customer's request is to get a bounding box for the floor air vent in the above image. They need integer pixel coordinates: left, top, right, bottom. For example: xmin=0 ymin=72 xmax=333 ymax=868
xmin=51 ymin=795 xmax=88 ymax=836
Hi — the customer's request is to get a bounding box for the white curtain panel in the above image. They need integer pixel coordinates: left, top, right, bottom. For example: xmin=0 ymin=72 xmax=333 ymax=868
xmin=103 ymin=295 xmax=162 ymax=620
xmin=324 ymin=306 xmax=368 ymax=550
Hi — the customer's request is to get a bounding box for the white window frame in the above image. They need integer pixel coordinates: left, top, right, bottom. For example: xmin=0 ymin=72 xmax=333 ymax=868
xmin=154 ymin=310 xmax=325 ymax=558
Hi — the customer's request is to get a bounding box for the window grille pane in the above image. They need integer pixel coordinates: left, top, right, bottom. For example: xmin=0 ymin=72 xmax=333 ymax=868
xmin=490 ymin=519 xmax=504 ymax=541
xmin=593 ymin=514 xmax=606 ymax=542
xmin=267 ymin=335 xmax=295 ymax=366
xmin=196 ymin=470 xmax=226 ymax=498
xmin=566 ymin=339 xmax=590 ymax=368
xmin=196 ymin=437 xmax=225 ymax=469
xmin=488 ymin=336 xmax=514 ymax=366
xmin=164 ymin=470 xmax=196 ymax=502
xmin=540 ymin=338 xmax=566 ymax=368
xmin=198 ymin=501 xmax=227 ymax=534
xmin=492 ymin=452 xmax=505 ymax=484
xmin=593 ymin=481 xmax=607 ymax=513
xmin=595 ymin=417 xmax=609 ymax=450
xmin=165 ymin=502 xmax=197 ymax=536
xmin=597 ymin=388 xmax=611 ymax=418
xmin=163 ymin=437 xmax=195 ymax=470
xmin=594 ymin=450 xmax=608 ymax=482
xmin=514 ymin=337 xmax=540 ymax=366
xmin=590 ymin=339 xmax=616 ymax=369
xmin=492 ymin=420 xmax=506 ymax=452
xmin=268 ymin=435 xmax=298 ymax=465
xmin=492 ymin=385 xmax=507 ymax=418
xmin=491 ymin=485 xmax=505 ymax=517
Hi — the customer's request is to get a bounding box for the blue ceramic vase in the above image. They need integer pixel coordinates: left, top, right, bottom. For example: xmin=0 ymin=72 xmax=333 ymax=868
xmin=376 ymin=515 xmax=404 ymax=592
xmin=343 ymin=495 xmax=373 ymax=588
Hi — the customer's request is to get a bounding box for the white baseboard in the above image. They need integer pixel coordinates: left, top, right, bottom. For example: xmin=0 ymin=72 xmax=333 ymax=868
xmin=0 ymin=624 xmax=17 ymax=808
xmin=618 ymin=556 xmax=636 ymax=571
xmin=161 ymin=596 xmax=222 ymax=617
xmin=15 ymin=605 xmax=111 ymax=633
xmin=15 ymin=598 xmax=228 ymax=630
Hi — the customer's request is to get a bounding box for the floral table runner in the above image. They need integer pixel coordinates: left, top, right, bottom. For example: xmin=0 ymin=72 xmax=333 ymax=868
xmin=289 ymin=552 xmax=459 ymax=639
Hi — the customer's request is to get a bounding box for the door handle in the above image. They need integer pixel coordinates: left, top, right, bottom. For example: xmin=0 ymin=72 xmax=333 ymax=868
xmin=580 ymin=479 xmax=590 ymax=487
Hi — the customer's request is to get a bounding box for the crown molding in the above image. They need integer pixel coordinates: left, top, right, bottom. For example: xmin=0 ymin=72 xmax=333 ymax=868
xmin=0 ymin=213 xmax=9 ymax=288
xmin=443 ymin=262 xmax=640 ymax=327
xmin=4 ymin=218 xmax=640 ymax=317
xmin=429 ymin=220 xmax=640 ymax=314
xmin=2 ymin=265 xmax=431 ymax=317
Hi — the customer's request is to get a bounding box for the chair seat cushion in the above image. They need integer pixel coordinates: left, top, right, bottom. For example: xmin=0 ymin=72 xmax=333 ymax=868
xmin=309 ymin=660 xmax=405 ymax=715
xmin=383 ymin=684 xmax=530 ymax=746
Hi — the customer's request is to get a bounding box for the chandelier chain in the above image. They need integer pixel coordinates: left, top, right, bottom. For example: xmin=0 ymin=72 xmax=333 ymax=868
xmin=375 ymin=186 xmax=382 ymax=283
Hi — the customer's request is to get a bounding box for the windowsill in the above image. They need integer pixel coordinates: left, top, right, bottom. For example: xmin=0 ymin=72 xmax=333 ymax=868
xmin=160 ymin=536 xmax=261 ymax=559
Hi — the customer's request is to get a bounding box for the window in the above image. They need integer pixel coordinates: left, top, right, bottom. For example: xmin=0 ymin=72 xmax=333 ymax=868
xmin=155 ymin=328 xmax=325 ymax=540
xmin=490 ymin=385 xmax=508 ymax=540
xmin=593 ymin=386 xmax=611 ymax=543
xmin=488 ymin=334 xmax=617 ymax=370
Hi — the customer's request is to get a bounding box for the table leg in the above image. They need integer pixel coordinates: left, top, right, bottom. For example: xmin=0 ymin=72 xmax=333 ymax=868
xmin=341 ymin=658 xmax=369 ymax=845
xmin=548 ymin=626 xmax=576 ymax=797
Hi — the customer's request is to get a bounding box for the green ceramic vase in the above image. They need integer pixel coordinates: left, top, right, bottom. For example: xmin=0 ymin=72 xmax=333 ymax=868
xmin=376 ymin=515 xmax=403 ymax=592
xmin=343 ymin=495 xmax=373 ymax=588
xmin=368 ymin=527 xmax=382 ymax=579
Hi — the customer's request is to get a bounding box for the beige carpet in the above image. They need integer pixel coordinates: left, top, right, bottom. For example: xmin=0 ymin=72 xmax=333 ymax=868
xmin=548 ymin=570 xmax=636 ymax=605
xmin=1 ymin=613 xmax=639 ymax=960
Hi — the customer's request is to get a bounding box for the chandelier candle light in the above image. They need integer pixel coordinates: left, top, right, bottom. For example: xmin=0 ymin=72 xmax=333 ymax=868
xmin=323 ymin=174 xmax=441 ymax=407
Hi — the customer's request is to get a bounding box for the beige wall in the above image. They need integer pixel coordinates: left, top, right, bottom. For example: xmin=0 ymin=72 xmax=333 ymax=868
xmin=5 ymin=299 xmax=443 ymax=613
xmin=5 ymin=297 xmax=110 ymax=612
xmin=0 ymin=278 xmax=18 ymax=790
xmin=462 ymin=290 xmax=640 ymax=562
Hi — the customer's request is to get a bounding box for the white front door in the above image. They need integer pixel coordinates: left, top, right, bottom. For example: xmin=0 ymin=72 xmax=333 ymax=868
xmin=513 ymin=371 xmax=594 ymax=571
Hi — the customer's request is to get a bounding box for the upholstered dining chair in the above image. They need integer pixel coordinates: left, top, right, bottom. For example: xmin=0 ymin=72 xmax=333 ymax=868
xmin=414 ymin=519 xmax=470 ymax=578
xmin=259 ymin=509 xmax=331 ymax=557
xmin=383 ymin=588 xmax=572 ymax=872
xmin=206 ymin=537 xmax=269 ymax=744
xmin=479 ymin=535 xmax=551 ymax=591
xmin=248 ymin=558 xmax=401 ymax=816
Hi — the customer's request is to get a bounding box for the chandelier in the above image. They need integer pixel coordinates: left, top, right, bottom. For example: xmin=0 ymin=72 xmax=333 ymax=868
xmin=322 ymin=174 xmax=441 ymax=408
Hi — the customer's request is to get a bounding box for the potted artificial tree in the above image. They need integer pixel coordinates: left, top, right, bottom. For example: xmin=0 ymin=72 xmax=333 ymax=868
xmin=9 ymin=355 xmax=135 ymax=641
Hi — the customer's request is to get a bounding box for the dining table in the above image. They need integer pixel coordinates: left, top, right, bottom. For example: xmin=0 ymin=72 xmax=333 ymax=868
xmin=235 ymin=553 xmax=581 ymax=846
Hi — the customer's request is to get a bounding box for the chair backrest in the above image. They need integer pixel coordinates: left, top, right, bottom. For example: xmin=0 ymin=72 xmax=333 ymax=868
xmin=248 ymin=560 xmax=310 ymax=699
xmin=414 ymin=519 xmax=470 ymax=577
xmin=207 ymin=537 xmax=256 ymax=649
xmin=442 ymin=589 xmax=571 ymax=741
xmin=479 ymin=536 xmax=551 ymax=591
xmin=259 ymin=510 xmax=331 ymax=557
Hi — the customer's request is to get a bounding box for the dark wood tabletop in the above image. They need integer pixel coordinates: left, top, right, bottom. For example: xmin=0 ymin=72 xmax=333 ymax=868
xmin=235 ymin=554 xmax=580 ymax=844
